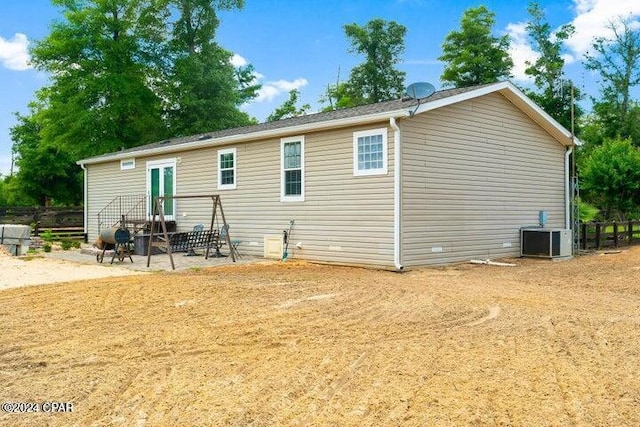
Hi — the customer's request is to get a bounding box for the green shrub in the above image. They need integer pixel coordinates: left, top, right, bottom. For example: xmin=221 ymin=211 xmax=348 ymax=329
xmin=71 ymin=240 xmax=81 ymax=249
xmin=577 ymin=198 xmax=600 ymax=222
xmin=43 ymin=242 xmax=52 ymax=253
xmin=41 ymin=229 xmax=54 ymax=242
xmin=60 ymin=239 xmax=73 ymax=250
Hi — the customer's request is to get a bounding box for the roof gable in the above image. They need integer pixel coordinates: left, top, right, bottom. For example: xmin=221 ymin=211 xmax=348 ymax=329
xmin=78 ymin=81 xmax=577 ymax=165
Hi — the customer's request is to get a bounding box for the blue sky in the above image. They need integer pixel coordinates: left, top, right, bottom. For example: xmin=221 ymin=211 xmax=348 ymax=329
xmin=1 ymin=0 xmax=640 ymax=177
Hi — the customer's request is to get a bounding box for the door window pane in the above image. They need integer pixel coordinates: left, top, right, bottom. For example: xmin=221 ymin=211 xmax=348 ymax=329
xmin=163 ymin=166 xmax=174 ymax=215
xmin=150 ymin=168 xmax=160 ymax=214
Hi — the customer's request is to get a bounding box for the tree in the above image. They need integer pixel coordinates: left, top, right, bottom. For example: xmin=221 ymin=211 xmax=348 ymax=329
xmin=329 ymin=19 xmax=406 ymax=107
xmin=524 ymin=2 xmax=573 ymax=90
xmin=580 ymin=138 xmax=640 ymax=220
xmin=11 ymin=0 xmax=260 ymax=205
xmin=8 ymin=110 xmax=82 ymax=206
xmin=584 ymin=18 xmax=640 ymax=145
xmin=0 ymin=178 xmax=7 ymax=206
xmin=439 ymin=6 xmax=513 ymax=87
xmin=319 ymin=68 xmax=358 ymax=111
xmin=266 ymin=89 xmax=311 ymax=122
xmin=164 ymin=0 xmax=260 ymax=135
xmin=320 ymin=81 xmax=357 ymax=112
xmin=30 ymin=0 xmax=169 ymax=160
xmin=523 ymin=1 xmax=582 ymax=132
xmin=12 ymin=0 xmax=169 ymax=205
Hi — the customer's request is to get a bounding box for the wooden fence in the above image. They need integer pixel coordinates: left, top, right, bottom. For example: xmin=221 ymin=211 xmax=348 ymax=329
xmin=0 ymin=206 xmax=85 ymax=240
xmin=580 ymin=220 xmax=640 ymax=250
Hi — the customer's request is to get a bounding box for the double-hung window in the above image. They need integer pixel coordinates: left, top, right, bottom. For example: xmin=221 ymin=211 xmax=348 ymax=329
xmin=353 ymin=128 xmax=388 ymax=176
xmin=218 ymin=148 xmax=236 ymax=190
xmin=281 ymin=136 xmax=304 ymax=202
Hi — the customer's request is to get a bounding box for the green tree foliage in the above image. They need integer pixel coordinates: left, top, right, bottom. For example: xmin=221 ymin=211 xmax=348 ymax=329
xmin=266 ymin=89 xmax=311 ymax=122
xmin=9 ymin=111 xmax=82 ymax=205
xmin=9 ymin=0 xmax=259 ymax=205
xmin=321 ymin=19 xmax=406 ymax=109
xmin=580 ymin=138 xmax=640 ymax=220
xmin=164 ymin=0 xmax=259 ymax=135
xmin=320 ymin=81 xmax=357 ymax=112
xmin=0 ymin=179 xmax=7 ymax=205
xmin=583 ymin=18 xmax=640 ymax=145
xmin=439 ymin=6 xmax=513 ymax=88
xmin=523 ymin=1 xmax=582 ymax=132
xmin=344 ymin=19 xmax=407 ymax=104
xmin=576 ymin=197 xmax=600 ymax=222
xmin=524 ymin=2 xmax=573 ymax=90
xmin=30 ymin=0 xmax=168 ymax=159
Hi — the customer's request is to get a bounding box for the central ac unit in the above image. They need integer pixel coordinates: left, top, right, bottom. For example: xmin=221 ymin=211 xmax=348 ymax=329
xmin=521 ymin=228 xmax=572 ymax=258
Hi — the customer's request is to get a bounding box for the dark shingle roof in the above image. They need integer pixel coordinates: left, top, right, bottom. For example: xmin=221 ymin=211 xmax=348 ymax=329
xmin=78 ymin=83 xmax=497 ymax=164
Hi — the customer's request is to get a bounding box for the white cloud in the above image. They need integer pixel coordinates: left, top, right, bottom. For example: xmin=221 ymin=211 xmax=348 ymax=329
xmin=506 ymin=22 xmax=537 ymax=82
xmin=229 ymin=53 xmax=308 ymax=104
xmin=255 ymin=78 xmax=308 ymax=102
xmin=0 ymin=33 xmax=30 ymax=71
xmin=230 ymin=53 xmax=248 ymax=67
xmin=504 ymin=0 xmax=640 ymax=82
xmin=566 ymin=0 xmax=640 ymax=57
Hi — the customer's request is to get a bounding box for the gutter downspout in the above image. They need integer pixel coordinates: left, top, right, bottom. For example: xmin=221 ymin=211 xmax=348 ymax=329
xmin=565 ymin=146 xmax=573 ymax=230
xmin=80 ymin=163 xmax=88 ymax=240
xmin=390 ymin=117 xmax=403 ymax=271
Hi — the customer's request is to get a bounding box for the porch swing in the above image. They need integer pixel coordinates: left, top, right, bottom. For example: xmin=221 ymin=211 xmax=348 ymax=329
xmin=145 ymin=194 xmax=236 ymax=270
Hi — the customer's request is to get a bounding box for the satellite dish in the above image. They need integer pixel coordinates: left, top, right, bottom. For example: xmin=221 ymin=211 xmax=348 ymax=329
xmin=405 ymin=82 xmax=435 ymax=100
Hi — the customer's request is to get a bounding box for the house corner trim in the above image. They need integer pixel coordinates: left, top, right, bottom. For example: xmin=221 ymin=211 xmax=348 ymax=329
xmin=390 ymin=117 xmax=403 ymax=271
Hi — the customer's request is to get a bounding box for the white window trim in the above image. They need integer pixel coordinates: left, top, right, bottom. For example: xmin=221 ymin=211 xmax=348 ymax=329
xmin=120 ymin=158 xmax=135 ymax=170
xmin=217 ymin=147 xmax=237 ymax=190
xmin=281 ymin=136 xmax=305 ymax=202
xmin=146 ymin=158 xmax=177 ymax=220
xmin=353 ymin=128 xmax=388 ymax=176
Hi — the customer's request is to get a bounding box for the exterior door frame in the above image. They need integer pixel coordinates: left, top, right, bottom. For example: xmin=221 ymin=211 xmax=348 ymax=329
xmin=146 ymin=159 xmax=177 ymax=220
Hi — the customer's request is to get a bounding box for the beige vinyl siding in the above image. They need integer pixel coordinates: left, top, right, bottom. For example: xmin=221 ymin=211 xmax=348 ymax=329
xmin=401 ymin=92 xmax=567 ymax=266
xmin=86 ymin=161 xmax=147 ymax=241
xmin=86 ymin=123 xmax=396 ymax=267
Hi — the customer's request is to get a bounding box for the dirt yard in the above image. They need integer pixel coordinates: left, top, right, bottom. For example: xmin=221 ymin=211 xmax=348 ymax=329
xmin=1 ymin=247 xmax=640 ymax=426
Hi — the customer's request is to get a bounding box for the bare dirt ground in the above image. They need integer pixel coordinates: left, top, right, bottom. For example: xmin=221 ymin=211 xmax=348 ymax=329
xmin=1 ymin=247 xmax=640 ymax=426
xmin=0 ymin=252 xmax=146 ymax=290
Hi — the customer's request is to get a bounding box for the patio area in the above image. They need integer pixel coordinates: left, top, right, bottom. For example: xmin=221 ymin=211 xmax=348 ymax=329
xmin=45 ymin=243 xmax=262 ymax=272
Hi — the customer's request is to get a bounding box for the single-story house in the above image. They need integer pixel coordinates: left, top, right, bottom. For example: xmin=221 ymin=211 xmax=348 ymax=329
xmin=78 ymin=81 xmax=577 ymax=270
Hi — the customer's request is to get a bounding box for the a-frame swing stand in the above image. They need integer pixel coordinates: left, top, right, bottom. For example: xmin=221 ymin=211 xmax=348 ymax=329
xmin=146 ymin=194 xmax=235 ymax=270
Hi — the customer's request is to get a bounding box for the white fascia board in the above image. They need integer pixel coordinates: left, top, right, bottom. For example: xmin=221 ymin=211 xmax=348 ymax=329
xmin=77 ymin=110 xmax=407 ymax=166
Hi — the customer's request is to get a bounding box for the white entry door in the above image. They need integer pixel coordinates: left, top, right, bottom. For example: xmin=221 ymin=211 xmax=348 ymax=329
xmin=147 ymin=159 xmax=176 ymax=220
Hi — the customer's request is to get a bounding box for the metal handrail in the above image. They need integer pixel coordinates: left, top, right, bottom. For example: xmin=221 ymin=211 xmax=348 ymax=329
xmin=97 ymin=195 xmax=147 ymax=233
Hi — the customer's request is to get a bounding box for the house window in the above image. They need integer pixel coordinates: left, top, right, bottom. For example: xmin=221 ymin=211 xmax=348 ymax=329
xmin=353 ymin=128 xmax=388 ymax=176
xmin=120 ymin=159 xmax=135 ymax=170
xmin=218 ymin=148 xmax=236 ymax=190
xmin=147 ymin=159 xmax=176 ymax=220
xmin=281 ymin=136 xmax=304 ymax=202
